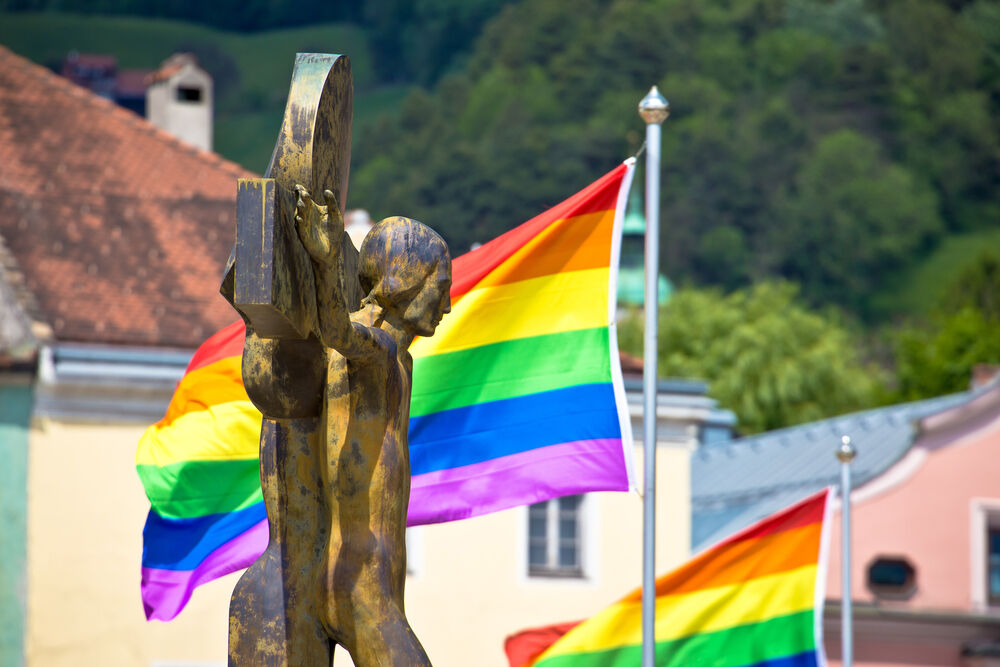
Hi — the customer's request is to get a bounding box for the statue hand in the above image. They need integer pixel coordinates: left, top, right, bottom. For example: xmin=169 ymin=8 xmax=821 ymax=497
xmin=294 ymin=185 xmax=344 ymax=265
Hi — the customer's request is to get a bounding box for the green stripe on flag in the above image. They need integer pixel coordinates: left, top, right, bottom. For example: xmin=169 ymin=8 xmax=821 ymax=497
xmin=411 ymin=327 xmax=612 ymax=417
xmin=535 ymin=610 xmax=815 ymax=667
xmin=137 ymin=458 xmax=263 ymax=519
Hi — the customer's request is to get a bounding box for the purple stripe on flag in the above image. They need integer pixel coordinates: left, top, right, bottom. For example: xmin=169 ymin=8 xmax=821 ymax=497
xmin=140 ymin=518 xmax=268 ymax=621
xmin=407 ymin=439 xmax=629 ymax=525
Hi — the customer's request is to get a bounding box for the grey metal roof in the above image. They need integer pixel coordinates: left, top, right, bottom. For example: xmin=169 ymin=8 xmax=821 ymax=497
xmin=691 ymin=389 xmax=977 ymax=551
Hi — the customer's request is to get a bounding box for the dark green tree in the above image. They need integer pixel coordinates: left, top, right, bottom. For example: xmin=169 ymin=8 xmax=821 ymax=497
xmin=618 ymin=282 xmax=884 ymax=434
xmin=893 ymin=250 xmax=1000 ymax=400
xmin=771 ymin=129 xmax=942 ymax=315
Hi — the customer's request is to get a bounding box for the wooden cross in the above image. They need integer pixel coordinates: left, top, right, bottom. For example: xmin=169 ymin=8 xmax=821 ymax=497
xmin=228 ymin=52 xmax=358 ymax=339
xmin=222 ymin=53 xmax=360 ymax=665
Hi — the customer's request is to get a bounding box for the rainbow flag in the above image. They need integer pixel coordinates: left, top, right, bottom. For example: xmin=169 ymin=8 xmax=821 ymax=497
xmin=136 ymin=321 xmax=265 ymax=621
xmin=514 ymin=489 xmax=833 ymax=667
xmin=406 ymin=159 xmax=637 ymax=522
xmin=136 ymin=160 xmax=637 ymax=620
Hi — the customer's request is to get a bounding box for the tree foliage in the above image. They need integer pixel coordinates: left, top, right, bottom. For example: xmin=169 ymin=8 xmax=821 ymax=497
xmin=8 ymin=0 xmax=998 ymax=407
xmin=344 ymin=0 xmax=1000 ymax=325
xmin=771 ymin=129 xmax=942 ymax=315
xmin=893 ymin=250 xmax=1000 ymax=400
xmin=0 ymin=0 xmax=364 ymax=31
xmin=0 ymin=0 xmax=517 ymax=87
xmin=10 ymin=0 xmax=999 ymax=326
xmin=618 ymin=282 xmax=884 ymax=434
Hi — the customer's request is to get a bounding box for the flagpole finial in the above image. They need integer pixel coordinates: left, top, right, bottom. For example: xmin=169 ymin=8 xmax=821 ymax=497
xmin=638 ymin=86 xmax=670 ymax=125
xmin=836 ymin=435 xmax=856 ymax=463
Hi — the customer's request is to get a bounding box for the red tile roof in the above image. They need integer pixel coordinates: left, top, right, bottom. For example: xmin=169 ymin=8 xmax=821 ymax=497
xmin=0 ymin=45 xmax=255 ymax=349
xmin=116 ymin=69 xmax=153 ymax=96
xmin=63 ymin=52 xmax=117 ymax=69
xmin=147 ymin=53 xmax=198 ymax=85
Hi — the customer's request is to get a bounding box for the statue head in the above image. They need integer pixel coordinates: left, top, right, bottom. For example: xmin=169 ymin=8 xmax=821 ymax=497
xmin=359 ymin=217 xmax=452 ymax=336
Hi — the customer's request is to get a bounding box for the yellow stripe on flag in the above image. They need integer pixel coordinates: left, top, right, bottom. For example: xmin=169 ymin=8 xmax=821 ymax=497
xmin=473 ymin=210 xmax=615 ymax=290
xmin=539 ymin=564 xmax=818 ymax=658
xmin=136 ymin=400 xmax=262 ymax=467
xmin=411 ymin=267 xmax=610 ymax=357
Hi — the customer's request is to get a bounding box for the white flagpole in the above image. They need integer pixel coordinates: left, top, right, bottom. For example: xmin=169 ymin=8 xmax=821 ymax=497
xmin=836 ymin=435 xmax=857 ymax=667
xmin=638 ymin=85 xmax=669 ymax=667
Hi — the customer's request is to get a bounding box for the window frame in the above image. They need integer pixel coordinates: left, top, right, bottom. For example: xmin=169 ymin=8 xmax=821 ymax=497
xmin=527 ymin=494 xmax=586 ymax=578
xmin=969 ymin=498 xmax=1000 ymax=610
xmin=405 ymin=526 xmax=423 ymax=578
xmin=175 ymin=85 xmax=203 ymax=103
xmin=988 ymin=526 xmax=1000 ymax=607
xmin=865 ymin=555 xmax=917 ymax=599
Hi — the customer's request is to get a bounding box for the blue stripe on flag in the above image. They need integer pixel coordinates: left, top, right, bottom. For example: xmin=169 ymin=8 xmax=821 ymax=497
xmin=408 ymin=382 xmax=621 ymax=475
xmin=141 ymin=501 xmax=267 ymax=570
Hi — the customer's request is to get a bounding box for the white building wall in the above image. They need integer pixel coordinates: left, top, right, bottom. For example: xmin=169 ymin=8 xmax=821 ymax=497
xmin=25 ymin=419 xmax=232 ymax=667
xmin=26 ymin=418 xmax=688 ymax=667
xmin=405 ymin=442 xmax=690 ymax=667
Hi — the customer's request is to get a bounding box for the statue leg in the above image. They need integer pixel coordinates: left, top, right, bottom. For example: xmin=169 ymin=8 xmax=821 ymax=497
xmin=327 ymin=552 xmax=430 ymax=667
xmin=347 ymin=601 xmax=431 ymax=667
xmin=228 ymin=544 xmax=332 ymax=665
xmin=229 ymin=420 xmax=335 ymax=666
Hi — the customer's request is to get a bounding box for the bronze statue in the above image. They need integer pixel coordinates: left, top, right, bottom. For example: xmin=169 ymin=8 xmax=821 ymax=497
xmin=222 ymin=53 xmax=449 ymax=666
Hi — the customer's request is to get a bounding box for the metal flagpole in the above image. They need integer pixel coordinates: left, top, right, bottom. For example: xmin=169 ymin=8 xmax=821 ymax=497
xmin=836 ymin=435 xmax=857 ymax=667
xmin=638 ymin=86 xmax=669 ymax=667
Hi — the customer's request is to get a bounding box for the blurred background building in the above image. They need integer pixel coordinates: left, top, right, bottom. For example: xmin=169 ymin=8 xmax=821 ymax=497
xmin=2 ymin=0 xmax=1000 ymax=662
xmin=0 ymin=44 xmax=244 ymax=666
xmin=694 ymin=370 xmax=1000 ymax=666
xmin=0 ymin=42 xmax=722 ymax=667
xmin=59 ymin=50 xmax=213 ymax=150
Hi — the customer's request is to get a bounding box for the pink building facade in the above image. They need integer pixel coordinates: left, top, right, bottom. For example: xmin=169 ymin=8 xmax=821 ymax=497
xmin=693 ymin=376 xmax=1000 ymax=667
xmin=824 ymin=381 xmax=1000 ymax=666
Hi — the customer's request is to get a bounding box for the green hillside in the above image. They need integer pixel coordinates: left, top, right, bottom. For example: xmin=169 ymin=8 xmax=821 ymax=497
xmin=869 ymin=228 xmax=1000 ymax=321
xmin=2 ymin=4 xmax=997 ymax=427
xmin=0 ymin=12 xmax=389 ymax=171
xmin=347 ymin=0 xmax=1000 ymax=326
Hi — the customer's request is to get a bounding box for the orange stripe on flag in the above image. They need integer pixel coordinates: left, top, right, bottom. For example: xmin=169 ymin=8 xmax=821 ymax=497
xmin=163 ymin=356 xmax=248 ymax=425
xmin=475 ymin=210 xmax=615 ymax=290
xmin=631 ymin=522 xmax=822 ymax=601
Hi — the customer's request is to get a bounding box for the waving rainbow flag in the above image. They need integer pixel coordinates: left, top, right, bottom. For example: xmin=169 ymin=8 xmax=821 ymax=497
xmin=508 ymin=489 xmax=833 ymax=667
xmin=136 ymin=159 xmax=637 ymax=620
xmin=407 ymin=159 xmax=637 ymax=522
xmin=136 ymin=321 xmax=264 ymax=621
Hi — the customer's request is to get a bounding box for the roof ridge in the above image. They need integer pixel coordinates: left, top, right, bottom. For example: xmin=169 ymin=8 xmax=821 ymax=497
xmin=707 ymin=391 xmax=971 ymax=453
xmin=693 ymin=477 xmax=835 ymax=509
xmin=0 ymin=44 xmax=255 ymax=180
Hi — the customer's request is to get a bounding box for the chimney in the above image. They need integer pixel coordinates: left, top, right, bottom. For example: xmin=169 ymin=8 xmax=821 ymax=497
xmin=972 ymin=364 xmax=1000 ymax=390
xmin=145 ymin=53 xmax=213 ymax=151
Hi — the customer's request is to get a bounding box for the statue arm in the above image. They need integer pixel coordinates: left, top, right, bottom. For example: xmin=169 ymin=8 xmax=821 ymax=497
xmin=294 ymin=186 xmax=379 ymax=360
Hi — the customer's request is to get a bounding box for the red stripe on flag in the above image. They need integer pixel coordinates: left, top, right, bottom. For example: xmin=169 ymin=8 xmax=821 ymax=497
xmin=450 ymin=163 xmax=627 ymax=298
xmin=185 ymin=320 xmax=245 ymax=373
xmin=505 ymin=620 xmax=582 ymax=667
xmin=710 ymin=488 xmax=828 ymax=551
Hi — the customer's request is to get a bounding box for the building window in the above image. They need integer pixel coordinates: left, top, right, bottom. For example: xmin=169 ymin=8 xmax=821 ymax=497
xmin=405 ymin=527 xmax=422 ymax=577
xmin=988 ymin=528 xmax=1000 ymax=605
xmin=176 ymin=86 xmax=202 ymax=102
xmin=529 ymin=495 xmax=584 ymax=577
xmin=867 ymin=556 xmax=916 ymax=599
xmin=971 ymin=500 xmax=1000 ymax=610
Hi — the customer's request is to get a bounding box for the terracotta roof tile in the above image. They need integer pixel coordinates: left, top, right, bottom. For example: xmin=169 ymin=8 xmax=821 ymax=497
xmin=147 ymin=53 xmax=198 ymax=84
xmin=0 ymin=45 xmax=255 ymax=349
xmin=116 ymin=68 xmax=152 ymax=96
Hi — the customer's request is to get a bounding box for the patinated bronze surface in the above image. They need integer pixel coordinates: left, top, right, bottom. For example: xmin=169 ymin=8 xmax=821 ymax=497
xmin=221 ymin=53 xmax=450 ymax=666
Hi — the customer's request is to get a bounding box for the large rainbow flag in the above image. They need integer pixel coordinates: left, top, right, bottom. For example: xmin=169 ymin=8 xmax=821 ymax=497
xmin=406 ymin=159 xmax=637 ymax=522
xmin=137 ymin=160 xmax=637 ymax=620
xmin=136 ymin=321 xmax=264 ymax=621
xmin=508 ymin=489 xmax=833 ymax=667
